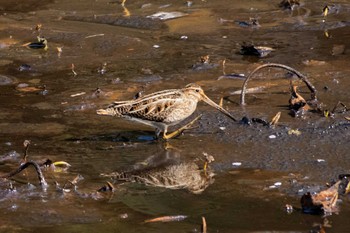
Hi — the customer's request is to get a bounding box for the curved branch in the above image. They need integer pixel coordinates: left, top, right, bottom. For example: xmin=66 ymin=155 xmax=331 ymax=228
xmin=0 ymin=161 xmax=47 ymax=188
xmin=240 ymin=63 xmax=317 ymax=105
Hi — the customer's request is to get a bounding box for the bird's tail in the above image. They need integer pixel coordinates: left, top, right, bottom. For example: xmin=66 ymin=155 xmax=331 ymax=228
xmin=96 ymin=108 xmax=114 ymax=116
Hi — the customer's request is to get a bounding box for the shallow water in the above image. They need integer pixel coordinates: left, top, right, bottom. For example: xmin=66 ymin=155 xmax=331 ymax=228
xmin=0 ymin=0 xmax=350 ymax=232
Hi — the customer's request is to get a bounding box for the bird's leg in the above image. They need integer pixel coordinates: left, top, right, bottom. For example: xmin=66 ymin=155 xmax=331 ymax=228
xmin=162 ymin=115 xmax=202 ymax=140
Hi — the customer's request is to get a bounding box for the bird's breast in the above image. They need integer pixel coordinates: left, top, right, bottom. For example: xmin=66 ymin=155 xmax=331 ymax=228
xmin=164 ymin=98 xmax=198 ymax=123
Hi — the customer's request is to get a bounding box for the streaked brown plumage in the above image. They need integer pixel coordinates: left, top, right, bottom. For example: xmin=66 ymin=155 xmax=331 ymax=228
xmin=97 ymin=83 xmax=236 ymax=140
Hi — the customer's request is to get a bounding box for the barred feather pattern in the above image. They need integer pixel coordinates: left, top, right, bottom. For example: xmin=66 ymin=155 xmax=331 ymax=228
xmin=100 ymin=88 xmax=199 ymax=123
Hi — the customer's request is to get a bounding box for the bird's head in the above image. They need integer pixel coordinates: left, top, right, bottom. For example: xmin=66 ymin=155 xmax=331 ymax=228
xmin=184 ymin=83 xmax=236 ymax=121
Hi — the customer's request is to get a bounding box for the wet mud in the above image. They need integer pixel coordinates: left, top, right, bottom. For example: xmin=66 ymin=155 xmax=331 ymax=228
xmin=0 ymin=0 xmax=350 ymax=232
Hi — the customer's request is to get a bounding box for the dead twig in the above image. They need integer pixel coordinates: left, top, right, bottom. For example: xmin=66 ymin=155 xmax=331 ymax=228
xmin=0 ymin=161 xmax=47 ymax=188
xmin=240 ymin=63 xmax=317 ymax=105
xmin=201 ymin=216 xmax=207 ymax=233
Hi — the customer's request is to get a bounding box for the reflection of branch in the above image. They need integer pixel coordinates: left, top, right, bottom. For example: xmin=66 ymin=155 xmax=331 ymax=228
xmin=123 ymin=5 xmax=131 ymax=17
xmin=0 ymin=161 xmax=47 ymax=188
xmin=240 ymin=63 xmax=317 ymax=105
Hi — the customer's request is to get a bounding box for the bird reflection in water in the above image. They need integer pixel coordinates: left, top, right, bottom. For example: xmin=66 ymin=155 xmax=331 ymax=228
xmin=101 ymin=145 xmax=215 ymax=194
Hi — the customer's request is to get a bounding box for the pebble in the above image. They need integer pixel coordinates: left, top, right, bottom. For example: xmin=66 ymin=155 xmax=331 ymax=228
xmin=269 ymin=134 xmax=277 ymax=139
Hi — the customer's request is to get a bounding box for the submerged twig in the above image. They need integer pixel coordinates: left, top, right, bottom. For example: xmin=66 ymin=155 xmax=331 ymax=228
xmin=240 ymin=63 xmax=317 ymax=105
xmin=0 ymin=161 xmax=47 ymax=188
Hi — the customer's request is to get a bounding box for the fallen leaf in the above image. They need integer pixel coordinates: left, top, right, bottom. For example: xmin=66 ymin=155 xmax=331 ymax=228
xmin=53 ymin=161 xmax=71 ymax=167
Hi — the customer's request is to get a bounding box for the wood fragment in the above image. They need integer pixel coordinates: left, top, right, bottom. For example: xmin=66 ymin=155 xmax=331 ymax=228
xmin=144 ymin=215 xmax=187 ymax=223
xmin=201 ymin=216 xmax=207 ymax=233
xmin=85 ymin=34 xmax=105 ymax=39
xmin=269 ymin=112 xmax=281 ymax=127
xmin=71 ymin=63 xmax=77 ymax=76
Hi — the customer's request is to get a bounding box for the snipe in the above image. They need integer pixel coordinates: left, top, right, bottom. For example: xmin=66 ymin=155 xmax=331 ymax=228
xmin=97 ymin=83 xmax=236 ymax=140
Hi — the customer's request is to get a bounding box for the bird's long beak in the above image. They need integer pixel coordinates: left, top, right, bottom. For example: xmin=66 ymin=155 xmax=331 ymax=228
xmin=201 ymin=94 xmax=237 ymax=121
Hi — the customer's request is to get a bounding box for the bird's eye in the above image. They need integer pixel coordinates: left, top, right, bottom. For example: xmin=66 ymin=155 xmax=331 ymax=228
xmin=195 ymin=89 xmax=200 ymax=92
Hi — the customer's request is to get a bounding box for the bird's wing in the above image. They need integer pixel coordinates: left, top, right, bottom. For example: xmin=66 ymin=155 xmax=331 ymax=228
xmin=126 ymin=97 xmax=183 ymax=122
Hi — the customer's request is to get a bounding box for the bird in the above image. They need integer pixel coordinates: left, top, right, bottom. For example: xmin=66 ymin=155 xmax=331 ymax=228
xmin=96 ymin=83 xmax=236 ymax=140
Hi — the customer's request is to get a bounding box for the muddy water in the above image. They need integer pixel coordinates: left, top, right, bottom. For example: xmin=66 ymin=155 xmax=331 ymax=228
xmin=0 ymin=0 xmax=350 ymax=232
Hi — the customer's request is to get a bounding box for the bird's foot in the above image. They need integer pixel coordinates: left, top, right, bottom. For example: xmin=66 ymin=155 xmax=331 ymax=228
xmin=162 ymin=114 xmax=202 ymax=140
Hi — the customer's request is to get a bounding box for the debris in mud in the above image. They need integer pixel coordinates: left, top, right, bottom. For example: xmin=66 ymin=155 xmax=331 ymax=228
xmin=287 ymin=129 xmax=301 ymax=136
xmin=85 ymin=34 xmax=104 ymax=39
xmin=70 ymin=92 xmax=86 ymax=97
xmin=15 ymin=82 xmax=48 ymax=95
xmin=97 ymin=62 xmax=108 ymax=75
xmin=323 ymin=101 xmax=348 ymax=118
xmin=229 ymin=86 xmax=263 ymax=95
xmin=302 ymin=60 xmax=326 ymax=66
xmin=18 ymin=64 xmax=31 ymax=72
xmin=285 ymin=204 xmax=293 ymax=214
xmin=289 ymin=85 xmax=311 ymax=117
xmin=97 ymin=181 xmax=115 ymax=192
xmin=25 ymin=36 xmax=48 ymax=50
xmin=219 ymin=17 xmax=260 ymax=29
xmin=240 ymin=63 xmax=318 ymax=107
xmin=269 ymin=112 xmax=281 ymax=127
xmin=240 ymin=44 xmax=274 ymax=57
xmin=192 ymin=55 xmax=219 ymax=70
xmin=267 ymin=181 xmax=282 ymax=189
xmin=144 ymin=215 xmax=188 ymax=223
xmin=201 ymin=216 xmax=207 ymax=233
xmin=279 ymin=0 xmax=300 ymax=10
xmin=323 ymin=5 xmax=329 ymax=18
xmin=35 ymin=24 xmax=42 ymax=32
xmin=240 ymin=112 xmax=281 ymax=128
xmin=301 ymin=181 xmax=340 ymax=215
xmin=56 ymin=47 xmax=62 ymax=57
xmin=71 ymin=64 xmax=77 ymax=76
xmin=147 ymin=11 xmax=188 ymax=21
xmin=235 ymin=18 xmax=260 ymax=28
xmin=337 ymin=174 xmax=350 ymax=195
